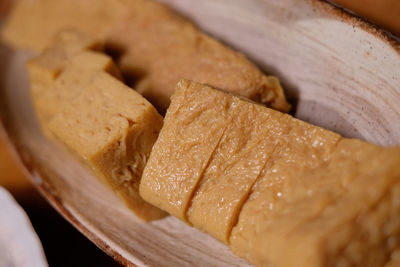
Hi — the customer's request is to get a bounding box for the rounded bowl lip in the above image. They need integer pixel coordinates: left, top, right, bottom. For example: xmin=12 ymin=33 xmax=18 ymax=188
xmin=0 ymin=1 xmax=399 ymax=267
xmin=314 ymin=0 xmax=399 ymax=53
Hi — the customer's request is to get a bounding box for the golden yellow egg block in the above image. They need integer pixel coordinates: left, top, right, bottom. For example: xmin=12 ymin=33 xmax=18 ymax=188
xmin=29 ymin=30 xmax=166 ymax=221
xmin=140 ymin=79 xmax=400 ymax=266
xmin=2 ymin=0 xmax=290 ymax=114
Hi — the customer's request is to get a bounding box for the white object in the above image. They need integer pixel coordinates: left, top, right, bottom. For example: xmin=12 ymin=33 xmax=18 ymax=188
xmin=0 ymin=187 xmax=48 ymax=267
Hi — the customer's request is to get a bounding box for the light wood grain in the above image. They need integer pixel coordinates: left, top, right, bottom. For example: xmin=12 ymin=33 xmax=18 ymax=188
xmin=0 ymin=0 xmax=399 ymax=266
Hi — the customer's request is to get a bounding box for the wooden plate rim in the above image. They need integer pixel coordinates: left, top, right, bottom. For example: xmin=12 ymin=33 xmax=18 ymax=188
xmin=314 ymin=0 xmax=399 ymax=53
xmin=0 ymin=0 xmax=399 ymax=266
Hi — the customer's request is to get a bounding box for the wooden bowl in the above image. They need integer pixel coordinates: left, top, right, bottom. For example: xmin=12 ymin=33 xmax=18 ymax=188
xmin=0 ymin=0 xmax=399 ymax=266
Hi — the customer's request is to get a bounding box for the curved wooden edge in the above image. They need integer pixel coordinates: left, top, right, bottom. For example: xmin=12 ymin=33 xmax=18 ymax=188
xmin=0 ymin=100 xmax=136 ymax=267
xmin=315 ymin=0 xmax=399 ymax=52
xmin=36 ymin=182 xmax=136 ymax=267
xmin=0 ymin=1 xmax=398 ymax=266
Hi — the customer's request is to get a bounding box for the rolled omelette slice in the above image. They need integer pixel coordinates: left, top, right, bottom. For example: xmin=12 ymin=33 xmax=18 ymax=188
xmin=30 ymin=30 xmax=166 ymax=221
xmin=138 ymin=79 xmax=302 ymax=229
xmin=230 ymin=118 xmax=343 ymax=265
xmin=186 ymin=89 xmax=293 ymax=243
xmin=139 ymin=80 xmax=230 ymax=221
xmin=110 ymin=0 xmax=290 ymax=113
xmin=32 ymin=50 xmax=122 ymax=124
xmin=231 ymin=139 xmax=400 ymax=267
xmin=27 ymin=29 xmax=103 ymax=95
xmin=3 ymin=0 xmax=290 ymax=114
xmin=1 ymin=0 xmax=128 ymax=52
xmin=188 ymin=110 xmax=341 ymax=244
xmin=47 ymin=71 xmax=166 ymax=220
xmin=139 ymin=79 xmax=337 ymax=241
xmin=140 ymin=79 xmax=400 ymax=265
xmin=27 ymin=29 xmax=121 ymax=124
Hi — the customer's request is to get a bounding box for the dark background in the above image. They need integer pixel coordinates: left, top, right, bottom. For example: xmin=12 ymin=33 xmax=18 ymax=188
xmin=20 ymin=195 xmax=122 ymax=267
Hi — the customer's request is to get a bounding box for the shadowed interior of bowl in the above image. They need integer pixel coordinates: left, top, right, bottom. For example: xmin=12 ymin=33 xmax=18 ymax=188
xmin=0 ymin=0 xmax=399 ymax=266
